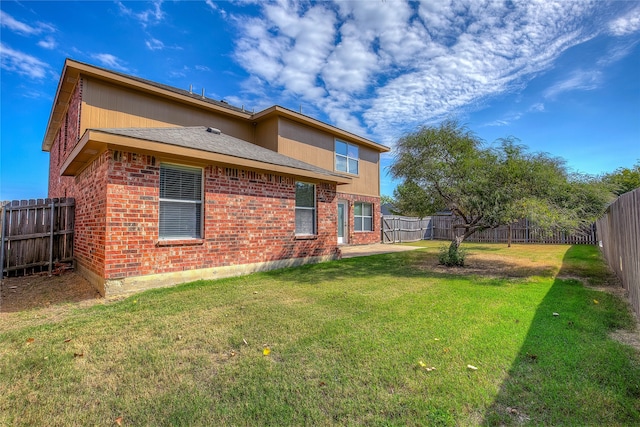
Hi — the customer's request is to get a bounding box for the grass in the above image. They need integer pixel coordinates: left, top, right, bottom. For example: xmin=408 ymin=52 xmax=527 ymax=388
xmin=1 ymin=242 xmax=638 ymax=426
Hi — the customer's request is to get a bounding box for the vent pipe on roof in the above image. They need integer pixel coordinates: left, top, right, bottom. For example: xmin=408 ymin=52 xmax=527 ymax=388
xmin=201 ymin=88 xmax=205 ymax=98
xmin=189 ymin=84 xmax=193 ymax=94
xmin=207 ymin=127 xmax=221 ymax=134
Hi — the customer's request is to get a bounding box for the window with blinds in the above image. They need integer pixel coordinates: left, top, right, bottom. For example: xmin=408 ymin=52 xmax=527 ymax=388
xmin=159 ymin=163 xmax=202 ymax=239
xmin=295 ymin=181 xmax=316 ymax=235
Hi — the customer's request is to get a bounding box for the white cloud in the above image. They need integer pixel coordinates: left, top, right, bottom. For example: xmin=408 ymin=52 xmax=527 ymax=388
xmin=116 ymin=0 xmax=164 ymax=27
xmin=145 ymin=38 xmax=165 ymax=51
xmin=0 ymin=10 xmax=55 ymax=35
xmin=38 ymin=36 xmax=57 ymax=50
xmin=529 ymin=103 xmax=545 ymax=113
xmin=609 ymin=6 xmax=640 ymax=36
xmin=227 ymin=0 xmax=631 ymax=144
xmin=91 ymin=53 xmax=129 ymax=72
xmin=544 ymin=70 xmax=601 ymax=99
xmin=0 ymin=43 xmax=51 ymax=79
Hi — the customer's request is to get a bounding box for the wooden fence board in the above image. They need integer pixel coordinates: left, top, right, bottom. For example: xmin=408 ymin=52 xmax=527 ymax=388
xmin=0 ymin=198 xmax=75 ymax=277
xmin=597 ymin=188 xmax=640 ymax=317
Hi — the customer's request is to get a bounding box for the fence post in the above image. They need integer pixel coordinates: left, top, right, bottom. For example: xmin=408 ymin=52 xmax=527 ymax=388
xmin=48 ymin=200 xmax=55 ymax=276
xmin=0 ymin=203 xmax=6 ymax=279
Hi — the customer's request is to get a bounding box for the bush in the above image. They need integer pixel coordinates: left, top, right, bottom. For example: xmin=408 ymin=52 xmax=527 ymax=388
xmin=439 ymin=244 xmax=466 ymax=267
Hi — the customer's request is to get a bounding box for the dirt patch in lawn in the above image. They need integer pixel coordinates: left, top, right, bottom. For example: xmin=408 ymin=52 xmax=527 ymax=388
xmin=422 ymin=252 xmax=558 ymax=279
xmin=0 ymin=271 xmax=102 ymax=313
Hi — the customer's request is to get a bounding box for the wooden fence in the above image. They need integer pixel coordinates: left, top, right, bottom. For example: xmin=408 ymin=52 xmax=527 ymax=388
xmin=596 ymin=188 xmax=640 ymax=316
xmin=382 ymin=216 xmax=433 ymax=243
xmin=0 ymin=198 xmax=75 ymax=277
xmin=431 ymin=216 xmax=597 ymax=245
xmin=382 ymin=215 xmax=597 ymax=245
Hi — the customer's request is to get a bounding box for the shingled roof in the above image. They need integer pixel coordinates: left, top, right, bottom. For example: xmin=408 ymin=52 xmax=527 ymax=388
xmin=61 ymin=126 xmax=351 ymax=184
xmin=99 ymin=126 xmax=346 ymax=178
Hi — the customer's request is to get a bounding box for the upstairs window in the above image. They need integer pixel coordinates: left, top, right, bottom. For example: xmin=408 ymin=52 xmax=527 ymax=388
xmin=335 ymin=140 xmax=359 ymax=175
xmin=295 ymin=182 xmax=316 ymax=235
xmin=354 ymin=202 xmax=373 ymax=232
xmin=159 ymin=163 xmax=202 ymax=239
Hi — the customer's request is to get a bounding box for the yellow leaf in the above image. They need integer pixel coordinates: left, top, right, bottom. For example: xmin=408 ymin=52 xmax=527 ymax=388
xmin=263 ymin=347 xmax=271 ymax=356
xmin=418 ymin=361 xmax=427 ymax=367
xmin=593 ymin=299 xmax=599 ymax=304
xmin=26 ymin=338 xmax=35 ymax=344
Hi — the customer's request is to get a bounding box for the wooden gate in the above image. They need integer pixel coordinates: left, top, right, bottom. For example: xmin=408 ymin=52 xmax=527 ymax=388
xmin=382 ymin=216 xmax=433 ymax=243
xmin=0 ymin=198 xmax=75 ymax=277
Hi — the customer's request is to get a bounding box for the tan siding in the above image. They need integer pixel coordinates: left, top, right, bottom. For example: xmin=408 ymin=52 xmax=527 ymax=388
xmin=81 ymin=78 xmax=253 ymax=141
xmin=278 ymin=117 xmax=380 ymax=197
xmin=254 ymin=116 xmax=279 ymax=151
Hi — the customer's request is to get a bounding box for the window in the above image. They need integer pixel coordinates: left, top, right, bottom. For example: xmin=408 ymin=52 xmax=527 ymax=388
xmin=335 ymin=140 xmax=359 ymax=175
xmin=159 ymin=163 xmax=202 ymax=239
xmin=295 ymin=182 xmax=316 ymax=235
xmin=354 ymin=202 xmax=373 ymax=232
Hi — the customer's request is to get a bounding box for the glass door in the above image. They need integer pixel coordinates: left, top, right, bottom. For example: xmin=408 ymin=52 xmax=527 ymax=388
xmin=337 ymin=201 xmax=347 ymax=244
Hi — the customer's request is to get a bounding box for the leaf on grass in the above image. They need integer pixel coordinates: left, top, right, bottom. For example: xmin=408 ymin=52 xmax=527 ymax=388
xmin=115 ymin=416 xmax=123 ymax=426
xmin=467 ymin=364 xmax=478 ymax=370
xmin=418 ymin=361 xmax=427 ymax=368
xmin=593 ymin=299 xmax=599 ymax=304
xmin=64 ymin=338 xmax=72 ymax=343
xmin=74 ymin=352 xmax=84 ymax=358
xmin=263 ymin=347 xmax=271 ymax=356
xmin=26 ymin=338 xmax=35 ymax=344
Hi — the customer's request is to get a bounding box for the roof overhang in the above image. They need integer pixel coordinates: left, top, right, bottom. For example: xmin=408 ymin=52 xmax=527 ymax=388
xmin=61 ymin=129 xmax=352 ymax=185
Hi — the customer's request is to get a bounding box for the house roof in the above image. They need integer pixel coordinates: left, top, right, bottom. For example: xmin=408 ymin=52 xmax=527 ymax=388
xmin=61 ymin=126 xmax=352 ymax=185
xmin=43 ymin=59 xmax=390 ymax=154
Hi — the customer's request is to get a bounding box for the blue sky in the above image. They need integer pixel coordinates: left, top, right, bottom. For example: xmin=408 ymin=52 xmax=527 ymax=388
xmin=1 ymin=0 xmax=639 ymax=200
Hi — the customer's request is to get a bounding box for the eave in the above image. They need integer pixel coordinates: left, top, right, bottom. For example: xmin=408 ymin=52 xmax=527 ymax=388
xmin=61 ymin=129 xmax=353 ymax=186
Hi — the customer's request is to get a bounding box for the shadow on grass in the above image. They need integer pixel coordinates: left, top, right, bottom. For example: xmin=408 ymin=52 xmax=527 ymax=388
xmin=482 ymin=245 xmax=640 ymax=426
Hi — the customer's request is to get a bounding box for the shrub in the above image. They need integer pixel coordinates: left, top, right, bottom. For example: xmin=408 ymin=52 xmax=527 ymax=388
xmin=439 ymin=244 xmax=466 ymax=267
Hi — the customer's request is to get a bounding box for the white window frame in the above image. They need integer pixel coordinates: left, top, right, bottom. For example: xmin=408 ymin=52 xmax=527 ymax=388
xmin=159 ymin=163 xmax=203 ymax=240
xmin=354 ymin=202 xmax=373 ymax=232
xmin=335 ymin=140 xmax=359 ymax=175
xmin=295 ymin=181 xmax=316 ymax=236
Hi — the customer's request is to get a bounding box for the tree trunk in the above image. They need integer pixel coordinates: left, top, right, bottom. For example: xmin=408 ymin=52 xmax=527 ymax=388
xmin=444 ymin=234 xmax=466 ymax=266
xmin=507 ymin=224 xmax=512 ymax=248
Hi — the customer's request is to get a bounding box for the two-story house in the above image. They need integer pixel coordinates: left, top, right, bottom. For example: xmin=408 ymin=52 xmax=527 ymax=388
xmin=44 ymin=59 xmax=389 ymax=295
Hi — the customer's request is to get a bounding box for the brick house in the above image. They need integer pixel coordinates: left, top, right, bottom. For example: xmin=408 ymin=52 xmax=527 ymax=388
xmin=43 ymin=59 xmax=389 ymax=295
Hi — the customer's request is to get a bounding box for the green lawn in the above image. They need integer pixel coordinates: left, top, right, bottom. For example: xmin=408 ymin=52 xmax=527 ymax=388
xmin=1 ymin=242 xmax=638 ymax=426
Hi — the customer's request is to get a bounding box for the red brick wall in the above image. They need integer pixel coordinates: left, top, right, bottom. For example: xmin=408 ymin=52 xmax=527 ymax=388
xmin=48 ymin=78 xmax=83 ymax=198
xmin=101 ymin=150 xmax=339 ymax=280
xmin=73 ymin=151 xmax=109 ymax=280
xmin=337 ymin=192 xmax=381 ymax=245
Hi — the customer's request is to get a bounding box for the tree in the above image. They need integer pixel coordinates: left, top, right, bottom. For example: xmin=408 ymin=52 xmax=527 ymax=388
xmin=601 ymin=161 xmax=640 ymax=196
xmin=390 ymin=120 xmax=613 ymax=265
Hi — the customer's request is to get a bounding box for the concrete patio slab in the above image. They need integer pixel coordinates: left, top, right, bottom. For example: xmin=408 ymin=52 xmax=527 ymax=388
xmin=339 ymin=243 xmax=422 ymax=259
